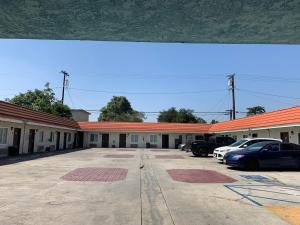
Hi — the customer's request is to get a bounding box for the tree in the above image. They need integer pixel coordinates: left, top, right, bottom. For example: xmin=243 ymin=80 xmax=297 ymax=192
xmin=157 ymin=107 xmax=206 ymax=123
xmin=157 ymin=107 xmax=178 ymax=123
xmin=98 ymin=96 xmax=145 ymax=122
xmin=247 ymin=106 xmax=266 ymax=116
xmin=51 ymin=102 xmax=72 ymax=118
xmin=9 ymin=83 xmax=72 ymax=118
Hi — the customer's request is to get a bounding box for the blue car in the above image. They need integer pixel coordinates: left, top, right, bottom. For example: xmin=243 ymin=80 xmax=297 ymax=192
xmin=223 ymin=141 xmax=300 ymax=170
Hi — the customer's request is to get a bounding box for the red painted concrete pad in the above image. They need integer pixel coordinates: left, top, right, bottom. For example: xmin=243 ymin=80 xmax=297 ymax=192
xmin=167 ymin=169 xmax=237 ymax=183
xmin=61 ymin=168 xmax=128 ymax=182
xmin=156 ymin=155 xmax=185 ymax=159
xmin=103 ymin=154 xmax=134 ymax=158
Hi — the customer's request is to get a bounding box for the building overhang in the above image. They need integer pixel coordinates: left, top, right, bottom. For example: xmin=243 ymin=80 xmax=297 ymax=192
xmin=1 ymin=1 xmax=299 ymax=44
xmin=81 ymin=129 xmax=208 ymax=134
xmin=0 ymin=116 xmax=78 ymax=131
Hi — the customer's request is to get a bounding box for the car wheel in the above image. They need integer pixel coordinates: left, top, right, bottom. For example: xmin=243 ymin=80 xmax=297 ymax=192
xmin=245 ymin=159 xmax=259 ymax=171
xmin=192 ymin=152 xmax=200 ymax=157
xmin=200 ymin=151 xmax=208 ymax=157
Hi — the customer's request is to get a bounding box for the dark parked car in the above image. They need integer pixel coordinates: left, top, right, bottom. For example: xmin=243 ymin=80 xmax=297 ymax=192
xmin=224 ymin=141 xmax=300 ymax=170
xmin=191 ymin=136 xmax=236 ymax=157
xmin=178 ymin=143 xmax=191 ymax=151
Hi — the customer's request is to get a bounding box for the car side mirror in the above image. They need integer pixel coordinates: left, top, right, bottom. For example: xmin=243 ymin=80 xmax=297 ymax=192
xmin=241 ymin=144 xmax=248 ymax=148
xmin=262 ymin=148 xmax=269 ymax=152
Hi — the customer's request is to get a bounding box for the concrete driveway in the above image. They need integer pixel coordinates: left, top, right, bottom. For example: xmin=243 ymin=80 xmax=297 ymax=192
xmin=0 ymin=148 xmax=299 ymax=225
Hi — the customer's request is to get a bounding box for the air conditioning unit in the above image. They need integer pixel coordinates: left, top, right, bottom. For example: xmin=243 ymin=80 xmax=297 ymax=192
xmin=37 ymin=146 xmax=44 ymax=152
xmin=89 ymin=144 xmax=97 ymax=148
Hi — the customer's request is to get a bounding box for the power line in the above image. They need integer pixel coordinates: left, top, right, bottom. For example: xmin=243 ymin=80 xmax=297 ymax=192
xmin=83 ymin=110 xmax=247 ymax=114
xmin=1 ymin=72 xmax=299 ymax=81
xmin=238 ymin=90 xmax=295 ymax=107
xmin=238 ymin=74 xmax=300 ymax=82
xmin=66 ymin=89 xmax=76 ymax=108
xmin=68 ymin=87 xmax=227 ymax=95
xmin=67 ymin=73 xmax=300 ymax=83
xmin=237 ymin=88 xmax=300 ymax=100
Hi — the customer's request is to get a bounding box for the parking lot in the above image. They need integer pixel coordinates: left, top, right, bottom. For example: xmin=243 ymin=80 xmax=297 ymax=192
xmin=0 ymin=148 xmax=299 ymax=225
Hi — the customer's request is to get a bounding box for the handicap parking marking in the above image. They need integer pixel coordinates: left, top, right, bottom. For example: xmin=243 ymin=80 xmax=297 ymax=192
xmin=224 ymin=184 xmax=300 ymax=207
xmin=240 ymin=175 xmax=273 ymax=183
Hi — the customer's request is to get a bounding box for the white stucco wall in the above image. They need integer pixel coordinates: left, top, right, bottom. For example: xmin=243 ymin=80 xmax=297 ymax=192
xmin=216 ymin=126 xmax=300 ymax=144
xmin=3 ymin=116 xmax=300 ymax=157
xmin=84 ymin=131 xmax=206 ymax=149
xmin=71 ymin=110 xmax=90 ymax=122
xmin=0 ymin=119 xmax=77 ymax=157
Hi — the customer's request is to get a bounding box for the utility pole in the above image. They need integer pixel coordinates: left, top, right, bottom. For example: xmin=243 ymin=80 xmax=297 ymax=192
xmin=228 ymin=74 xmax=236 ymax=120
xmin=61 ymin=70 xmax=69 ymax=104
xmin=225 ymin=109 xmax=233 ymax=120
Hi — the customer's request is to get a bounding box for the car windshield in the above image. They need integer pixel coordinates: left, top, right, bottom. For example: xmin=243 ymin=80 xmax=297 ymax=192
xmin=228 ymin=139 xmax=248 ymax=147
xmin=244 ymin=142 xmax=270 ymax=151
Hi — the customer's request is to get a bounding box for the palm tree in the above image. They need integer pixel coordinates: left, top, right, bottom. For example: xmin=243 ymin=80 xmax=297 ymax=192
xmin=247 ymin=106 xmax=266 ymax=116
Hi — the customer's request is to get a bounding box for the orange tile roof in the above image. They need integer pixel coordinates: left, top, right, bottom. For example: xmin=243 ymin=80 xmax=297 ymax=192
xmin=79 ymin=121 xmax=212 ymax=133
xmin=210 ymin=105 xmax=300 ymax=132
xmin=79 ymin=106 xmax=300 ymax=133
xmin=2 ymin=100 xmax=300 ymax=133
xmin=0 ymin=101 xmax=79 ymax=129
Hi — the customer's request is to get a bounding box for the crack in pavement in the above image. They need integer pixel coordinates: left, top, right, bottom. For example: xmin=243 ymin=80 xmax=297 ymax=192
xmin=139 ymin=149 xmax=175 ymax=225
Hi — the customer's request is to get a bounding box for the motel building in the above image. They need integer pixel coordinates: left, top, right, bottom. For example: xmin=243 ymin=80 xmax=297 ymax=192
xmin=1 ymin=100 xmax=300 ymax=158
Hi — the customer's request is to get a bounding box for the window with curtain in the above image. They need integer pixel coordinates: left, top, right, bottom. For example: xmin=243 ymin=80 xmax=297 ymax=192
xmin=131 ymin=135 xmax=139 ymax=143
xmin=38 ymin=131 xmax=44 ymax=143
xmin=0 ymin=128 xmax=8 ymax=144
xmin=90 ymin=134 xmax=98 ymax=142
xmin=150 ymin=135 xmax=157 ymax=143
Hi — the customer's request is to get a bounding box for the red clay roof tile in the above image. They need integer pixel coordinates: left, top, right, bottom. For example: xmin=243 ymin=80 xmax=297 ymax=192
xmin=79 ymin=106 xmax=300 ymax=133
xmin=0 ymin=101 xmax=79 ymax=129
xmin=78 ymin=121 xmax=212 ymax=133
xmin=2 ymin=100 xmax=300 ymax=133
xmin=210 ymin=105 xmax=300 ymax=132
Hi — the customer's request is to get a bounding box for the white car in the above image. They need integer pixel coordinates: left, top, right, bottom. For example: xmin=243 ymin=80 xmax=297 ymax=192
xmin=213 ymin=138 xmax=282 ymax=161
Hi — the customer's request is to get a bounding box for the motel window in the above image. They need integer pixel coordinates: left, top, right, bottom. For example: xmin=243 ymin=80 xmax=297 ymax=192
xmin=243 ymin=135 xmax=248 ymax=138
xmin=90 ymin=134 xmax=98 ymax=142
xmin=0 ymin=128 xmax=8 ymax=145
xmin=38 ymin=131 xmax=44 ymax=143
xmin=131 ymin=135 xmax=139 ymax=143
xmin=195 ymin=135 xmax=203 ymax=140
xmin=150 ymin=135 xmax=157 ymax=143
xmin=68 ymin=133 xmax=72 ymax=142
xmin=49 ymin=132 xmax=54 ymax=142
xmin=252 ymin=133 xmax=258 ymax=138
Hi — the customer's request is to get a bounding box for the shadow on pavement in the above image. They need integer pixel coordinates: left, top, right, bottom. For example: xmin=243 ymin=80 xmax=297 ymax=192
xmin=227 ymin=166 xmax=300 ymax=172
xmin=0 ymin=148 xmax=88 ymax=166
xmin=188 ymin=155 xmax=213 ymax=158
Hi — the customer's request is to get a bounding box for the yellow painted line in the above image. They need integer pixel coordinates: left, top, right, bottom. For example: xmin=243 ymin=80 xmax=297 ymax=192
xmin=264 ymin=206 xmax=300 ymax=225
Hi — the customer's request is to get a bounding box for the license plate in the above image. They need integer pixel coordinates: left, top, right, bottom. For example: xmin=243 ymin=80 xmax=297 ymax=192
xmin=223 ymin=160 xmax=226 ymax=164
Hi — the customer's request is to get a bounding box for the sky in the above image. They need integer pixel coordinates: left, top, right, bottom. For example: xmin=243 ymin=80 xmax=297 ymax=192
xmin=0 ymin=39 xmax=299 ymax=122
